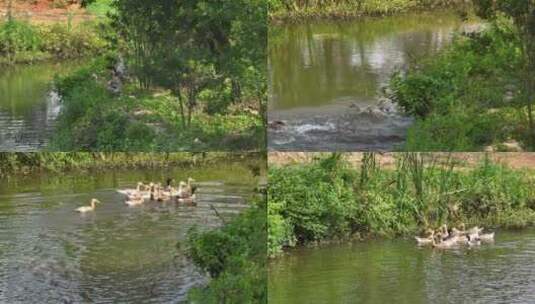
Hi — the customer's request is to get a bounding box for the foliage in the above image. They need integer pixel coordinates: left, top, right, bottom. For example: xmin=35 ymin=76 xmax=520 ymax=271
xmin=389 ymin=19 xmax=525 ymax=150
xmin=186 ymin=199 xmax=267 ymax=304
xmin=268 ymin=153 xmax=535 ymax=256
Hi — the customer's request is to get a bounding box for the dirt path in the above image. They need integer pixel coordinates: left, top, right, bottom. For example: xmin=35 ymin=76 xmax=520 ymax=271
xmin=0 ymin=0 xmax=93 ymax=24
xmin=269 ymin=152 xmax=535 ymax=170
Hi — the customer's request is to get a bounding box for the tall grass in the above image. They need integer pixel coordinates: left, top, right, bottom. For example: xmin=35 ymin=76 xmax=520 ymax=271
xmin=268 ymin=153 xmax=535 ymax=256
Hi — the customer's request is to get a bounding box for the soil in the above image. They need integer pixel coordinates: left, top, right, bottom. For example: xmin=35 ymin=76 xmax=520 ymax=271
xmin=268 ymin=152 xmax=535 ymax=170
xmin=0 ymin=0 xmax=92 ymax=23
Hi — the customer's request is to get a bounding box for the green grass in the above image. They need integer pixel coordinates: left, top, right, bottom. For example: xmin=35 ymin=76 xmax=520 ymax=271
xmin=86 ymin=0 xmax=115 ymax=17
xmin=268 ymin=153 xmax=535 ymax=256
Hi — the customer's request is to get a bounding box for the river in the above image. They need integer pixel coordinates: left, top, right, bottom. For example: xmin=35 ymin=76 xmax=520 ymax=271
xmin=0 ymin=160 xmax=261 ymax=303
xmin=268 ymin=11 xmax=480 ymax=151
xmin=269 ymin=228 xmax=535 ymax=304
xmin=0 ymin=61 xmax=79 ymax=151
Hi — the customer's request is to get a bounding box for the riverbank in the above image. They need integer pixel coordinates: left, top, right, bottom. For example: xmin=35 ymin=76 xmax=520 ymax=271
xmin=0 ymin=152 xmax=263 ymax=178
xmin=389 ymin=16 xmax=532 ymax=151
xmin=186 ymin=198 xmax=267 ymax=303
xmin=268 ymin=0 xmax=465 ymax=24
xmin=268 ymin=153 xmax=535 ymax=256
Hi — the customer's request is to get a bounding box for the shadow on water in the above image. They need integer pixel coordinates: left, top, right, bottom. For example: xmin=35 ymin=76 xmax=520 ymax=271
xmin=0 ymin=61 xmax=80 ymax=151
xmin=268 ymin=229 xmax=535 ymax=304
xmin=0 ymin=161 xmax=261 ymax=303
xmin=268 ymin=11 xmax=479 ymax=151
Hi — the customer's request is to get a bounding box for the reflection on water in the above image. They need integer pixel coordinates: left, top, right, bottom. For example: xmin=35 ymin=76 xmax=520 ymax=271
xmin=268 ymin=11 xmax=476 ymax=150
xmin=0 ymin=161 xmax=261 ymax=303
xmin=0 ymin=61 xmax=78 ymax=151
xmin=269 ymin=229 xmax=535 ymax=304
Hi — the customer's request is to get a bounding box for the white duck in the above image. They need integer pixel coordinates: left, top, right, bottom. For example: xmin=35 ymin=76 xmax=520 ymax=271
xmin=76 ymin=199 xmax=100 ymax=213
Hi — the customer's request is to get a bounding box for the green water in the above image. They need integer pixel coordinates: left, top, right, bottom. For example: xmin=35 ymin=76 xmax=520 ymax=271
xmin=0 ymin=61 xmax=79 ymax=151
xmin=269 ymin=229 xmax=535 ymax=304
xmin=0 ymin=160 xmax=262 ymax=303
xmin=268 ymin=11 xmax=478 ymax=150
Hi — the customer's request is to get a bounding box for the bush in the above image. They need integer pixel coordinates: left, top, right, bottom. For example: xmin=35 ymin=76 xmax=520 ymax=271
xmin=0 ymin=19 xmax=42 ymax=59
xmin=187 ymin=199 xmax=266 ymax=304
xmin=389 ymin=18 xmax=524 ymax=150
xmin=39 ymin=22 xmax=107 ymax=59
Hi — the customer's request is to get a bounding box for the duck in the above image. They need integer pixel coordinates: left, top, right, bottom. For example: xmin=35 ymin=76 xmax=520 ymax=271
xmin=118 ymin=182 xmax=151 ymax=200
xmin=467 ymin=226 xmax=484 ymax=235
xmin=178 ymin=195 xmax=197 ymax=206
xmin=415 ymin=229 xmax=435 ymax=245
xmin=438 ymin=224 xmax=449 ymax=240
xmin=479 ymin=232 xmax=495 ymax=242
xmin=76 ymin=199 xmax=100 ymax=213
xmin=432 ymin=234 xmax=459 ymax=249
xmin=125 ymin=196 xmax=144 ymax=206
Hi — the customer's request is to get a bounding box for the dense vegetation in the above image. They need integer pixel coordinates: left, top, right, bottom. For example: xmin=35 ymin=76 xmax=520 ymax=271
xmin=0 ymin=152 xmax=258 ymax=177
xmin=268 ymin=153 xmax=535 ymax=256
xmin=268 ymin=0 xmax=466 ymax=22
xmin=49 ymin=0 xmax=266 ymax=151
xmin=186 ymin=198 xmax=267 ymax=303
xmin=389 ymin=1 xmax=535 ymax=151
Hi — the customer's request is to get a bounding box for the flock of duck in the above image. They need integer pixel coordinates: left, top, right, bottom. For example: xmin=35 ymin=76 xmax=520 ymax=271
xmin=415 ymin=223 xmax=495 ymax=249
xmin=75 ymin=177 xmax=198 ymax=213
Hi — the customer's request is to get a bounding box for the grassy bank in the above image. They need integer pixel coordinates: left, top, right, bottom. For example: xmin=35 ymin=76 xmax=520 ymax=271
xmin=0 ymin=18 xmax=106 ymax=64
xmin=0 ymin=152 xmax=262 ymax=177
xmin=49 ymin=58 xmax=264 ymax=152
xmin=268 ymin=0 xmax=465 ymax=23
xmin=186 ymin=198 xmax=267 ymax=303
xmin=268 ymin=153 xmax=535 ymax=256
xmin=389 ymin=17 xmax=529 ymax=151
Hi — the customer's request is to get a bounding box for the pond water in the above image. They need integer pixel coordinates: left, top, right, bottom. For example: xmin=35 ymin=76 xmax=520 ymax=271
xmin=268 ymin=11 xmax=479 ymax=151
xmin=269 ymin=228 xmax=535 ymax=304
xmin=0 ymin=61 xmax=78 ymax=151
xmin=0 ymin=161 xmax=261 ymax=303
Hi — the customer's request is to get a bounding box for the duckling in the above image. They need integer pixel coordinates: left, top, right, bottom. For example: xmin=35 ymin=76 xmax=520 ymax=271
xmin=415 ymin=229 xmax=435 ymax=246
xmin=76 ymin=199 xmax=100 ymax=213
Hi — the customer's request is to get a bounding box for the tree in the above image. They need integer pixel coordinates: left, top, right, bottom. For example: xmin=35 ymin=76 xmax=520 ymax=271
xmin=111 ymin=0 xmax=266 ymax=128
xmin=472 ymin=0 xmax=535 ymax=142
